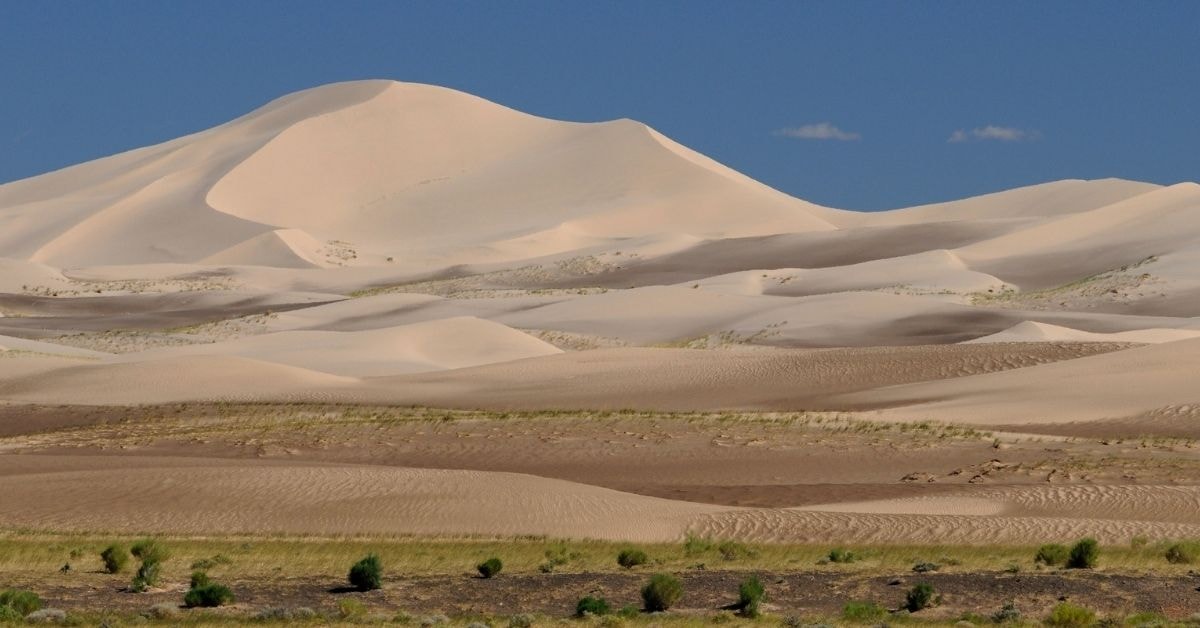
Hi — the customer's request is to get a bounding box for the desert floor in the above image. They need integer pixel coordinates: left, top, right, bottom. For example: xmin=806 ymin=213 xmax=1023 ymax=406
xmin=4 ymin=81 xmax=1200 ymax=623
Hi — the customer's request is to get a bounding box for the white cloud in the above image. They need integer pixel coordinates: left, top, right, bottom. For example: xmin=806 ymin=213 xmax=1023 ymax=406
xmin=948 ymin=125 xmax=1039 ymax=143
xmin=774 ymin=122 xmax=861 ymax=141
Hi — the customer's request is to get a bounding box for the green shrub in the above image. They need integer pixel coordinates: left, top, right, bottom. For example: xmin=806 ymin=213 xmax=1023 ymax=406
xmin=736 ymin=576 xmax=766 ymax=618
xmin=337 ymin=599 xmax=366 ymax=620
xmin=190 ymin=554 xmax=233 ymax=570
xmin=904 ymin=582 xmax=936 ymax=612
xmin=0 ymin=589 xmax=42 ymax=615
xmin=131 ymin=560 xmax=162 ymax=592
xmin=827 ymin=548 xmax=857 ymax=563
xmin=0 ymin=606 xmax=20 ymax=622
xmin=575 ymin=596 xmax=611 ymax=616
xmin=992 ymin=601 xmax=1021 ymax=623
xmin=641 ymin=573 xmax=683 ymax=612
xmin=1035 ymin=544 xmax=1070 ymax=566
xmin=683 ymin=533 xmax=714 ymax=556
xmin=477 ymin=557 xmax=503 ymax=579
xmin=1067 ymin=538 xmax=1099 ymax=569
xmin=842 ymin=601 xmax=887 ymax=623
xmin=190 ymin=571 xmax=210 ymax=589
xmin=130 ymin=539 xmax=168 ymax=564
xmin=717 ymin=540 xmax=754 ymax=561
xmin=911 ymin=561 xmax=939 ymax=573
xmin=1044 ymin=602 xmax=1096 ymax=627
xmin=348 ymin=553 xmax=383 ymax=591
xmin=100 ymin=544 xmax=128 ymax=574
xmin=1124 ymin=611 xmax=1168 ymax=626
xmin=184 ymin=582 xmax=234 ymax=608
xmin=1165 ymin=541 xmax=1200 ymax=564
xmin=618 ymin=604 xmax=640 ymax=618
xmin=540 ymin=544 xmax=578 ymax=573
xmin=618 ymin=548 xmax=649 ymax=569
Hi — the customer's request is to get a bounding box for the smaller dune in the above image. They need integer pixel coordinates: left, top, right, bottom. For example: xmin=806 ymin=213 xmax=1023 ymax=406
xmin=0 ymin=354 xmax=357 ymax=404
xmin=200 ymin=228 xmax=327 ymax=268
xmin=0 ymin=334 xmax=108 ymax=358
xmin=109 ymin=316 xmax=562 ymax=376
xmin=966 ymin=321 xmax=1200 ymax=344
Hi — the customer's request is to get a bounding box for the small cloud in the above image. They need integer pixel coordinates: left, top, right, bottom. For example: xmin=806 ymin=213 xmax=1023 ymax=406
xmin=774 ymin=122 xmax=861 ymax=141
xmin=948 ymin=125 xmax=1039 ymax=143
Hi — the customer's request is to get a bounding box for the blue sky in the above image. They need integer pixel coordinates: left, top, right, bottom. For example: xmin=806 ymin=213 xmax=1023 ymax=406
xmin=1 ymin=1 xmax=1197 ymax=210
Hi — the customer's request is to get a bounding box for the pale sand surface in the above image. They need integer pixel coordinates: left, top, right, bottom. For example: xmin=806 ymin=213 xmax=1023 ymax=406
xmin=2 ymin=80 xmax=1200 ymax=544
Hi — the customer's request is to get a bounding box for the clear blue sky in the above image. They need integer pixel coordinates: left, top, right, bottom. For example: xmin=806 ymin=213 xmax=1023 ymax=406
xmin=2 ymin=1 xmax=1197 ymax=210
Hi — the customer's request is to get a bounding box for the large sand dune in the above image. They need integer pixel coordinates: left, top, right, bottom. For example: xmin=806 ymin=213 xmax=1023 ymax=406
xmin=2 ymin=79 xmax=1200 ymax=544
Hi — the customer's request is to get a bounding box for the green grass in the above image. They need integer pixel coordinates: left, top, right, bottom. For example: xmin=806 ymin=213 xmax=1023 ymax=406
xmin=1 ymin=533 xmax=1197 ymax=580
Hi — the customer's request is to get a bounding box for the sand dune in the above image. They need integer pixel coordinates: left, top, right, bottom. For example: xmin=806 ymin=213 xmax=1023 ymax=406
xmin=966 ymin=321 xmax=1200 ymax=344
xmin=0 ymin=455 xmax=724 ymax=540
xmin=357 ymin=343 xmax=1128 ymax=412
xmin=0 ymin=354 xmax=357 ymax=404
xmin=843 ymin=337 xmax=1200 ymax=424
xmin=3 ymin=80 xmax=1200 ymax=545
xmin=108 ymin=316 xmax=561 ymax=376
xmin=839 ymin=178 xmax=1161 ymax=227
xmin=200 ymin=228 xmax=328 ymax=268
xmin=3 ymin=454 xmax=1197 ymax=544
xmin=0 ymin=334 xmax=107 ymax=358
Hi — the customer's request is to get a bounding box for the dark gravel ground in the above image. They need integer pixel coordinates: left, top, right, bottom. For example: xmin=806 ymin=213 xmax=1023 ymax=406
xmin=16 ymin=569 xmax=1200 ymax=621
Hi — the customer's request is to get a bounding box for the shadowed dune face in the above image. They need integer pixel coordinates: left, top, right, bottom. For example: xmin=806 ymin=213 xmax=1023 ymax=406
xmin=2 ymin=80 xmax=1200 ymax=545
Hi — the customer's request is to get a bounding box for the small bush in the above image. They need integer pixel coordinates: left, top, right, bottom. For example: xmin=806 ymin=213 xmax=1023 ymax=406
xmin=1035 ymin=544 xmax=1070 ymax=566
xmin=992 ymin=601 xmax=1021 ymax=623
xmin=144 ymin=603 xmax=180 ymax=620
xmin=827 ymin=548 xmax=857 ymax=563
xmin=130 ymin=539 xmax=168 ymax=564
xmin=477 ymin=557 xmax=503 ymax=579
xmin=904 ymin=583 xmax=936 ymax=612
xmin=1165 ymin=541 xmax=1200 ymax=564
xmin=683 ymin=533 xmax=714 ymax=556
xmin=348 ymin=553 xmax=383 ymax=591
xmin=736 ymin=576 xmax=766 ymax=618
xmin=337 ymin=599 xmax=367 ymax=620
xmin=191 ymin=554 xmax=233 ymax=570
xmin=131 ymin=560 xmax=161 ymax=592
xmin=190 ymin=571 xmax=211 ymax=589
xmin=1045 ymin=602 xmax=1096 ymax=627
xmin=1067 ymin=538 xmax=1099 ymax=569
xmin=576 ymin=596 xmax=611 ymax=616
xmin=0 ymin=589 xmax=42 ymax=615
xmin=24 ymin=608 xmax=66 ymax=624
xmin=641 ymin=573 xmax=683 ymax=612
xmin=0 ymin=606 xmax=20 ymax=622
xmin=540 ymin=544 xmax=578 ymax=573
xmin=912 ymin=561 xmax=939 ymax=573
xmin=255 ymin=607 xmax=300 ymax=621
xmin=100 ymin=544 xmax=128 ymax=574
xmin=842 ymin=601 xmax=887 ymax=623
xmin=184 ymin=582 xmax=234 ymax=608
xmin=717 ymin=540 xmax=754 ymax=561
xmin=618 ymin=604 xmax=640 ymax=618
xmin=1124 ymin=611 xmax=1168 ymax=626
xmin=618 ymin=548 xmax=649 ymax=569
xmin=508 ymin=614 xmax=535 ymax=628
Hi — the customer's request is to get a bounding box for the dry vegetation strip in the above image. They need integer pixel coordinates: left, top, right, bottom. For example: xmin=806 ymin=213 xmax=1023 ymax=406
xmin=5 ymin=535 xmax=1200 ymax=624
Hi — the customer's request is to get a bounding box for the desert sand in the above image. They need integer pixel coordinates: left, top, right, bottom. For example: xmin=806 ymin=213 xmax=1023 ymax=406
xmin=2 ymin=80 xmax=1199 ymax=545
